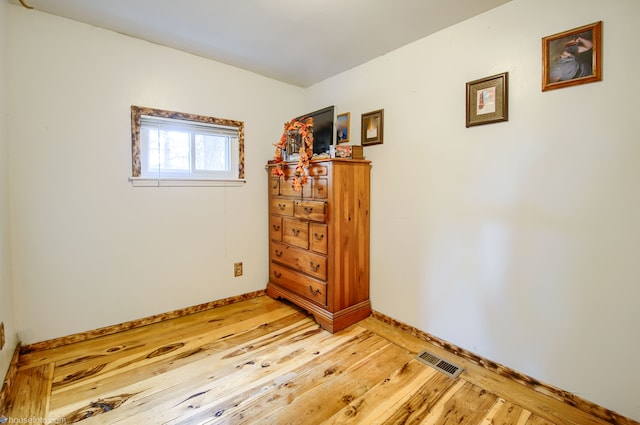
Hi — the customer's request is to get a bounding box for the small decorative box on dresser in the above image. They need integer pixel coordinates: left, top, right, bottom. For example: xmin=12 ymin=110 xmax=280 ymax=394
xmin=266 ymin=158 xmax=371 ymax=333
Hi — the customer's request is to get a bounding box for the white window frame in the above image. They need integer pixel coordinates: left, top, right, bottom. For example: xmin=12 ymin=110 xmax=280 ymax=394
xmin=129 ymin=106 xmax=245 ymax=187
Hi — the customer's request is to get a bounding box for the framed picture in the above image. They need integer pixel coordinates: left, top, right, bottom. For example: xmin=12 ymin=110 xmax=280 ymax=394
xmin=542 ymin=21 xmax=602 ymax=91
xmin=361 ymin=109 xmax=384 ymax=146
xmin=336 ymin=112 xmax=350 ymax=144
xmin=465 ymin=72 xmax=508 ymax=128
xmin=285 ymin=130 xmax=301 ymax=161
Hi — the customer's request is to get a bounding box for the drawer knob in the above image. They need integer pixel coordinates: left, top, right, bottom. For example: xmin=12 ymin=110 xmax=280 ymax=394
xmin=303 ymin=206 xmax=314 ymax=214
xmin=272 ymin=224 xmax=281 ymax=231
xmin=309 ymin=286 xmax=321 ymax=297
xmin=273 ymin=271 xmax=282 ymax=279
xmin=310 ymin=262 xmax=320 ymax=272
xmin=278 ymin=203 xmax=287 ymax=210
xmin=313 ymin=233 xmax=324 ymax=241
xmin=275 ymin=249 xmax=283 ymax=257
xmin=291 ymin=228 xmax=300 ymax=236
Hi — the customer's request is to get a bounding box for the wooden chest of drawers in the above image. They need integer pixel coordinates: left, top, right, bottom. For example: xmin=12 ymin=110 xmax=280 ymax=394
xmin=266 ymin=159 xmax=371 ymax=333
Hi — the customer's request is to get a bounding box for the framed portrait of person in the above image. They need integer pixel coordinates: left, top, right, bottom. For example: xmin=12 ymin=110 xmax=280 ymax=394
xmin=542 ymin=21 xmax=602 ymax=91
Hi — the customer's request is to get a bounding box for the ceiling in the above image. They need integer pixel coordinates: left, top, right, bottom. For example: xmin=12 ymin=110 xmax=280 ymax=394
xmin=12 ymin=0 xmax=511 ymax=87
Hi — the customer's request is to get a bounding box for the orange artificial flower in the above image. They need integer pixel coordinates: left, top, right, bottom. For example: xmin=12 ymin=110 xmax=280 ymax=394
xmin=273 ymin=117 xmax=314 ymax=191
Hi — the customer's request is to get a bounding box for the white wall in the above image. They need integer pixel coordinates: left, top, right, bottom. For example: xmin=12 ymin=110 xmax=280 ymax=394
xmin=307 ymin=0 xmax=640 ymax=420
xmin=7 ymin=6 xmax=303 ymax=344
xmin=0 ymin=0 xmax=18 ymax=381
xmin=5 ymin=0 xmax=640 ymax=421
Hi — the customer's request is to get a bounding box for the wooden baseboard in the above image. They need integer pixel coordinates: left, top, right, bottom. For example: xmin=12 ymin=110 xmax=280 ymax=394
xmin=371 ymin=310 xmax=637 ymax=425
xmin=0 ymin=343 xmax=21 ymax=411
xmin=21 ymin=290 xmax=266 ymax=354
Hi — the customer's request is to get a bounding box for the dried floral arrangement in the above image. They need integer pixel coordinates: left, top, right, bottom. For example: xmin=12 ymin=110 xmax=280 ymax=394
xmin=273 ymin=117 xmax=314 ymax=191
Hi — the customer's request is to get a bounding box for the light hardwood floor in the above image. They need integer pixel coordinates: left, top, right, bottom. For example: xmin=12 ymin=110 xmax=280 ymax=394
xmin=0 ymin=296 xmax=629 ymax=424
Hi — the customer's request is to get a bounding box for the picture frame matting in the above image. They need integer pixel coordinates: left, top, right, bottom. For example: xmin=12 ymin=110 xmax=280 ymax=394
xmin=361 ymin=109 xmax=384 ymax=146
xmin=465 ymin=72 xmax=508 ymax=128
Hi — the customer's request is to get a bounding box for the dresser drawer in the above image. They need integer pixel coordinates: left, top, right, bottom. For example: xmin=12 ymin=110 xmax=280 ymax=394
xmin=271 ymin=241 xmax=327 ymax=280
xmin=270 ymin=263 xmax=327 ymax=306
xmin=308 ymin=164 xmax=328 ymax=176
xmin=270 ymin=215 xmax=282 ymax=241
xmin=283 ymin=218 xmax=309 ymax=249
xmin=310 ymin=222 xmax=328 ymax=254
xmin=280 ymin=178 xmax=312 ymax=198
xmin=313 ymin=178 xmax=328 ymax=199
xmin=270 ymin=198 xmax=294 ymax=216
xmin=269 ymin=177 xmax=281 ymax=196
xmin=294 ymin=200 xmax=326 ymax=222
xmin=281 ymin=163 xmax=327 ymax=177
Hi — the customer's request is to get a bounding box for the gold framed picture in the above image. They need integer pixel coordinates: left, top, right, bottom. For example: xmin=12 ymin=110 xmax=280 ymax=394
xmin=361 ymin=109 xmax=384 ymax=146
xmin=336 ymin=112 xmax=350 ymax=144
xmin=542 ymin=21 xmax=602 ymax=91
xmin=465 ymin=72 xmax=508 ymax=128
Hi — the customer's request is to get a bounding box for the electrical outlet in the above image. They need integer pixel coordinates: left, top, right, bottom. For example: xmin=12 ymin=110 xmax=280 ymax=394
xmin=234 ymin=262 xmax=243 ymax=277
xmin=0 ymin=322 xmax=4 ymax=351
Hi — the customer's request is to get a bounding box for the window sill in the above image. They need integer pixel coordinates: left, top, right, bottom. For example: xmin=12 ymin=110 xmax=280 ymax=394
xmin=129 ymin=177 xmax=246 ymax=187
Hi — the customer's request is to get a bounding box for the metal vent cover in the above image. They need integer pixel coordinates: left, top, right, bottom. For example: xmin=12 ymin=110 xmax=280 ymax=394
xmin=416 ymin=350 xmax=463 ymax=379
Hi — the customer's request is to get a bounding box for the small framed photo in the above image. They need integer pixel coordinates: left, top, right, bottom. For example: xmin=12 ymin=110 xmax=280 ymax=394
xmin=336 ymin=112 xmax=350 ymax=144
xmin=542 ymin=21 xmax=602 ymax=91
xmin=285 ymin=130 xmax=301 ymax=161
xmin=465 ymin=72 xmax=508 ymax=128
xmin=361 ymin=109 xmax=384 ymax=146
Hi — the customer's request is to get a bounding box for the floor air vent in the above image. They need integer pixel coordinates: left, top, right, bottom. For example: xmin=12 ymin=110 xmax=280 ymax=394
xmin=416 ymin=350 xmax=463 ymax=379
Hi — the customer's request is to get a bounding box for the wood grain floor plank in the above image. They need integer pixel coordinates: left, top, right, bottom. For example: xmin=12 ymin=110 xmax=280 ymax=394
xmin=357 ymin=316 xmax=616 ymax=425
xmin=2 ymin=363 xmax=53 ymax=421
xmin=50 ymin=304 xmax=304 ymax=393
xmin=413 ymin=381 xmax=496 ymax=425
xmin=3 ymin=296 xmax=632 ymax=425
xmin=525 ymin=416 xmax=557 ymax=425
xmin=106 ymin=322 xmax=365 ymax=424
xmin=375 ymin=370 xmax=461 ymax=425
xmin=322 ymin=360 xmax=450 ymax=425
xmin=48 ymin=314 xmax=318 ymax=419
xmin=49 ymin=307 xmax=306 ymax=400
xmin=165 ymin=329 xmax=383 ymax=424
xmin=478 ymin=398 xmax=532 ymax=425
xmin=21 ymin=296 xmax=284 ymax=370
xmin=181 ymin=329 xmax=396 ymax=425
xmin=246 ymin=335 xmax=414 ymax=425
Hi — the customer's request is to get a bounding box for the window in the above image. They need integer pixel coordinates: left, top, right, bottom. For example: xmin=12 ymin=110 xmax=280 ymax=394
xmin=130 ymin=106 xmax=245 ymax=186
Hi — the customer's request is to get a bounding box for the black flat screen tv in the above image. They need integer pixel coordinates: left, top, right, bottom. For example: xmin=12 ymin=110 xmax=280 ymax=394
xmin=297 ymin=105 xmax=335 ymax=156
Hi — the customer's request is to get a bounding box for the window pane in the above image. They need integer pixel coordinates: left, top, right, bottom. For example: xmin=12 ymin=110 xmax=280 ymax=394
xmin=148 ymin=130 xmax=190 ymax=172
xmin=195 ymin=134 xmax=228 ymax=171
xmin=132 ymin=106 xmax=244 ymax=181
xmin=141 ymin=126 xmax=159 ymax=175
